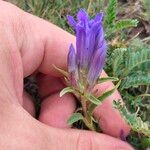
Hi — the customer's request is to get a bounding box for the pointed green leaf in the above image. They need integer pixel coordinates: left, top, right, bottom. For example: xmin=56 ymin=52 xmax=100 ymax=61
xmin=91 ymin=116 xmax=98 ymax=123
xmin=87 ymin=81 xmax=121 ymax=106
xmin=114 ymin=19 xmax=138 ymax=32
xmin=137 ymin=94 xmax=150 ymax=97
xmin=125 ymin=47 xmax=150 ymax=75
xmin=88 ymin=95 xmax=101 ymax=105
xmin=53 ymin=65 xmax=68 ymax=77
xmin=121 ymin=72 xmax=150 ymax=90
xmin=98 ymin=77 xmax=119 ymax=84
xmin=88 ymin=103 xmax=97 ymax=115
xmin=113 ymin=100 xmax=150 ymax=137
xmin=60 ymin=87 xmax=74 ymax=97
xmin=104 ymin=0 xmax=117 ymax=28
xmin=67 ymin=113 xmax=83 ymax=125
xmin=111 ymin=48 xmax=127 ymax=76
xmin=98 ymin=80 xmax=121 ymax=102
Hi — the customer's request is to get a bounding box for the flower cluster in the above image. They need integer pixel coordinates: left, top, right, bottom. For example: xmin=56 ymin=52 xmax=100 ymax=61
xmin=67 ymin=9 xmax=107 ymax=91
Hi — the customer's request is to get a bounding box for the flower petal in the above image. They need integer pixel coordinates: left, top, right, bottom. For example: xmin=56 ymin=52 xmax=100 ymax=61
xmin=77 ymin=9 xmax=89 ymax=22
xmin=94 ymin=25 xmax=105 ymax=50
xmin=94 ymin=12 xmax=104 ymax=22
xmin=83 ymin=22 xmax=102 ymax=67
xmin=87 ymin=40 xmax=107 ymax=86
xmin=67 ymin=15 xmax=76 ymax=29
xmin=76 ymin=24 xmax=86 ymax=68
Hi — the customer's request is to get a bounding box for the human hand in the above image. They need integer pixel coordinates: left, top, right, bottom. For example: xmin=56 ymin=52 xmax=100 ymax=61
xmin=0 ymin=1 xmax=132 ymax=149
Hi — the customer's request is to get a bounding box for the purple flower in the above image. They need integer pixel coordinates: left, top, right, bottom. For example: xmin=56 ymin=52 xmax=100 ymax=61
xmin=67 ymin=9 xmax=107 ymax=89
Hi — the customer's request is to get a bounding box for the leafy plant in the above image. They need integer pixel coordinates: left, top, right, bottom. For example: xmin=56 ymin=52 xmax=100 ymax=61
xmin=102 ymin=0 xmax=150 ymax=148
xmin=55 ymin=8 xmax=121 ymax=131
xmin=108 ymin=38 xmax=150 ymax=94
xmin=104 ymin=0 xmax=138 ymax=38
xmin=113 ymin=100 xmax=150 ymax=137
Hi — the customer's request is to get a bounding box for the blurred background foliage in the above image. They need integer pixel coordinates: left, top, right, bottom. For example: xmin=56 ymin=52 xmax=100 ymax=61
xmin=5 ymin=0 xmax=150 ymax=149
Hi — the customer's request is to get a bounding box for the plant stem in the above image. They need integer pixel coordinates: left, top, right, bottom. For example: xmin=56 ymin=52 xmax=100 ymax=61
xmin=83 ymin=118 xmax=96 ymax=131
xmin=81 ymin=96 xmax=87 ymax=117
xmin=81 ymin=96 xmax=96 ymax=131
xmin=88 ymin=103 xmax=96 ymax=115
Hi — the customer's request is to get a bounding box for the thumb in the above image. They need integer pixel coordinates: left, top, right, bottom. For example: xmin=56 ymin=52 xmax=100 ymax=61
xmin=42 ymin=126 xmax=133 ymax=150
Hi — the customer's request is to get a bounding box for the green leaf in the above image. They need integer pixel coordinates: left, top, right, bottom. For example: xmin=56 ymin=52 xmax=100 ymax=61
xmin=53 ymin=65 xmax=68 ymax=77
xmin=110 ymin=44 xmax=150 ymax=78
xmin=137 ymin=94 xmax=150 ymax=97
xmin=107 ymin=19 xmax=138 ymax=36
xmin=60 ymin=87 xmax=74 ymax=97
xmin=121 ymin=72 xmax=150 ymax=90
xmin=88 ymin=80 xmax=121 ymax=106
xmin=104 ymin=0 xmax=117 ymax=28
xmin=113 ymin=100 xmax=150 ymax=137
xmin=141 ymin=138 xmax=150 ymax=149
xmin=114 ymin=19 xmax=138 ymax=32
xmin=88 ymin=80 xmax=121 ymax=115
xmin=67 ymin=113 xmax=83 ymax=125
xmin=98 ymin=77 xmax=119 ymax=84
xmin=111 ymin=48 xmax=127 ymax=76
xmin=98 ymin=80 xmax=121 ymax=102
xmin=130 ymin=38 xmax=150 ymax=50
xmin=88 ymin=95 xmax=102 ymax=105
xmin=125 ymin=48 xmax=150 ymax=75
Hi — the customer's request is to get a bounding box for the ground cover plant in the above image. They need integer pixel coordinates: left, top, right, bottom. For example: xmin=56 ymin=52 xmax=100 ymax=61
xmin=7 ymin=0 xmax=150 ymax=149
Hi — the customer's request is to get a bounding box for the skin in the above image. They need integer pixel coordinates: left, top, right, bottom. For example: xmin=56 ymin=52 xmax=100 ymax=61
xmin=0 ymin=1 xmax=133 ymax=149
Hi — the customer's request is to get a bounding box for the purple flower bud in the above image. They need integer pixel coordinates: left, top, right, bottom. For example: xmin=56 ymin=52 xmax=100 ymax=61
xmin=94 ymin=12 xmax=104 ymax=22
xmin=67 ymin=44 xmax=78 ymax=86
xmin=67 ymin=44 xmax=76 ymax=73
xmin=77 ymin=9 xmax=89 ymax=23
xmin=67 ymin=15 xmax=76 ymax=29
xmin=67 ymin=9 xmax=107 ymax=89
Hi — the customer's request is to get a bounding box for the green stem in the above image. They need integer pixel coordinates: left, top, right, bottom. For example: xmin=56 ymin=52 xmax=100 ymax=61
xmin=83 ymin=118 xmax=96 ymax=131
xmin=145 ymin=85 xmax=149 ymax=94
xmin=81 ymin=96 xmax=96 ymax=131
xmin=81 ymin=96 xmax=87 ymax=118
xmin=88 ymin=103 xmax=97 ymax=115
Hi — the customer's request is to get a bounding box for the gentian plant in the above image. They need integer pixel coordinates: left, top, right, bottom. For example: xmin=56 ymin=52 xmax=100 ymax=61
xmin=55 ymin=9 xmax=120 ymax=131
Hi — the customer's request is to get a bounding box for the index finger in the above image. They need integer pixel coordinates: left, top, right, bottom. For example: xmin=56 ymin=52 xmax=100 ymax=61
xmin=37 ymin=20 xmax=76 ymax=76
